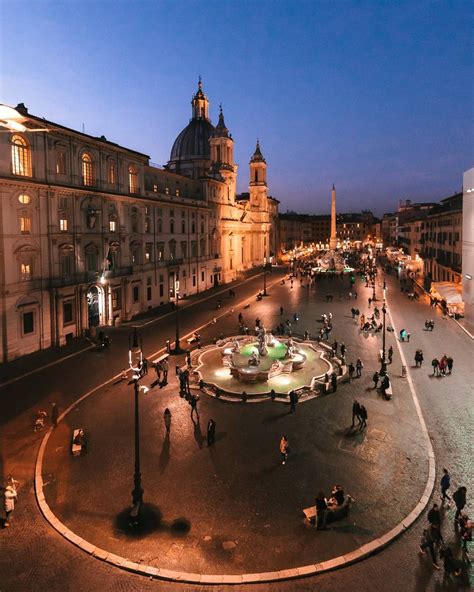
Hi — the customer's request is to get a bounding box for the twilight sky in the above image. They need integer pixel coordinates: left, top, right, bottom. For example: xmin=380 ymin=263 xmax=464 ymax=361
xmin=1 ymin=0 xmax=472 ymax=215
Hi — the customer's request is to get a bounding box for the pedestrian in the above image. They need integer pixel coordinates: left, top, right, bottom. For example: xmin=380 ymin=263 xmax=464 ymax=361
xmin=340 ymin=343 xmax=346 ymax=358
xmin=388 ymin=346 xmax=393 ymax=364
xmin=428 ymin=503 xmax=441 ymax=527
xmin=419 ymin=523 xmax=443 ymax=569
xmin=351 ymin=307 xmax=356 ymax=319
xmin=163 ymin=408 xmax=172 ymax=434
xmin=155 ymin=361 xmax=162 ymax=382
xmin=415 ymin=349 xmax=424 ymax=367
xmin=372 ymin=371 xmax=380 ymax=389
xmin=207 ymin=419 xmax=216 ymax=446
xmin=190 ymin=393 xmax=199 ymax=420
xmin=399 ymin=329 xmax=405 ymax=342
xmin=3 ymin=478 xmax=17 ymax=528
xmin=51 ymin=403 xmax=59 ymax=428
xmin=289 ymin=390 xmax=298 ymax=413
xmin=348 ymin=363 xmax=355 ymax=381
xmin=368 ymin=297 xmax=372 ymax=308
xmin=359 ymin=405 xmax=367 ymax=430
xmin=440 ymin=468 xmax=451 ymax=505
xmin=355 ymin=358 xmax=363 ymax=378
xmin=460 ymin=515 xmax=472 ymax=552
xmin=442 ymin=546 xmax=463 ymax=576
xmin=315 ymin=492 xmax=328 ymax=530
xmin=406 ymin=331 xmax=411 ymax=342
xmin=453 ymin=486 xmax=467 ymax=522
xmin=161 ymin=358 xmax=169 ymax=385
xmin=280 ymin=306 xmax=284 ymax=316
xmin=447 ymin=356 xmax=453 ymax=374
xmin=141 ymin=357 xmax=148 ymax=375
xmin=432 ymin=358 xmax=439 ymax=376
xmin=332 ymin=340 xmax=338 ymax=356
xmin=351 ymin=400 xmax=361 ymax=427
xmin=280 ymin=435 xmax=289 ymax=465
xmin=186 ymin=352 xmax=192 ymax=368
xmin=331 ymin=372 xmax=337 ymax=393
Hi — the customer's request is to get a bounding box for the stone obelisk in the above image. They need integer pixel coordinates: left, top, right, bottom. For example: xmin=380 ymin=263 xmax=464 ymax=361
xmin=329 ymin=184 xmax=337 ymax=249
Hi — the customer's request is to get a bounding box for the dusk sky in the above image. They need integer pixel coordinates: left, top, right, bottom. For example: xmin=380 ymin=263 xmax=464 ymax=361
xmin=1 ymin=0 xmax=472 ymax=215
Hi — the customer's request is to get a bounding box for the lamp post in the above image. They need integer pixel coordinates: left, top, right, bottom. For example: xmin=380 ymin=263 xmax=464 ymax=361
xmin=381 ymin=279 xmax=387 ymax=373
xmin=263 ymin=257 xmax=268 ymax=296
xmin=171 ymin=280 xmax=184 ymax=354
xmin=128 ymin=328 xmax=144 ymax=513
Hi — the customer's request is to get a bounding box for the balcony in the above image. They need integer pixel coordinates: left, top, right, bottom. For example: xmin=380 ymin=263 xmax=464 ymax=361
xmin=166 ymin=258 xmax=184 ymax=267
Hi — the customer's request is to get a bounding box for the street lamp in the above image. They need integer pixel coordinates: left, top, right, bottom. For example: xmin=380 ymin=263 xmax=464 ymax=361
xmin=263 ymin=257 xmax=268 ymax=296
xmin=128 ymin=328 xmax=144 ymax=515
xmin=381 ymin=279 xmax=387 ymax=373
xmin=171 ymin=279 xmax=184 ymax=354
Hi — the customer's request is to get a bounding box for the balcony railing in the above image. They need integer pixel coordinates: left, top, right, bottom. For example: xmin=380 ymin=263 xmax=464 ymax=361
xmin=166 ymin=258 xmax=184 ymax=267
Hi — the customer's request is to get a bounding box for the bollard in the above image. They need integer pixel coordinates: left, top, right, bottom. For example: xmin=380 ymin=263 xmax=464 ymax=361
xmin=401 ymin=365 xmax=407 ymax=377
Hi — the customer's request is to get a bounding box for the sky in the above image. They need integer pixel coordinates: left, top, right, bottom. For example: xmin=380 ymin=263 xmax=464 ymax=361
xmin=0 ymin=0 xmax=472 ymax=215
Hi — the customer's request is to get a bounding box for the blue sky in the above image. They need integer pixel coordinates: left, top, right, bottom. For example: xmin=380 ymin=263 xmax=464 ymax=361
xmin=1 ymin=0 xmax=472 ymax=215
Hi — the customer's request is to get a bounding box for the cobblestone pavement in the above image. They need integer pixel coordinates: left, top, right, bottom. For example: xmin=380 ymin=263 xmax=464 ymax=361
xmin=1 ymin=268 xmax=472 ymax=591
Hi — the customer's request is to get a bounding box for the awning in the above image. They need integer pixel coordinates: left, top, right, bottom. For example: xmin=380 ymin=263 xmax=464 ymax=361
xmin=430 ymin=282 xmax=463 ymax=304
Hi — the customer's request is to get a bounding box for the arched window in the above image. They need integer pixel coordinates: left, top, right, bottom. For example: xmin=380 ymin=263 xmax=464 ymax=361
xmin=16 ymin=245 xmax=37 ymax=281
xmin=170 ymin=219 xmax=175 ymax=234
xmin=200 ymin=238 xmax=206 ymax=257
xmin=128 ymin=165 xmax=138 ymax=194
xmin=169 ymin=239 xmax=176 ymax=259
xmin=130 ymin=241 xmax=141 ymax=265
xmin=131 ymin=214 xmax=138 ymax=234
xmin=157 ymin=218 xmax=163 ymax=233
xmin=59 ymin=244 xmax=74 ymax=276
xmin=82 ymin=153 xmax=94 ymax=186
xmin=107 ymin=160 xmax=116 ymax=184
xmin=145 ymin=217 xmax=151 ymax=233
xmin=11 ymin=135 xmax=32 ymax=176
xmin=19 ymin=211 xmax=32 ymax=234
xmin=84 ymin=243 xmax=99 ymax=272
xmin=181 ymin=220 xmax=186 ymax=234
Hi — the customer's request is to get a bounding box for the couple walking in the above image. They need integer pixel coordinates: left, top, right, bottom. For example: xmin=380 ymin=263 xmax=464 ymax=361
xmin=351 ymin=400 xmax=367 ymax=430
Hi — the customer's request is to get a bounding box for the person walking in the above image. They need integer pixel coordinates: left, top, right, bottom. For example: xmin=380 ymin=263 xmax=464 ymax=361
xmin=207 ymin=419 xmax=216 ymax=446
xmin=388 ymin=346 xmax=393 ymax=364
xmin=163 ymin=408 xmax=172 ymax=434
xmin=141 ymin=357 xmax=148 ymax=376
xmin=359 ymin=405 xmax=368 ymax=430
xmin=340 ymin=343 xmax=346 ymax=358
xmin=355 ymin=358 xmax=363 ymax=378
xmin=440 ymin=468 xmax=451 ymax=505
xmin=190 ymin=393 xmax=199 ymax=420
xmin=415 ymin=349 xmax=424 ymax=367
xmin=289 ymin=390 xmax=298 ymax=413
xmin=331 ymin=372 xmax=337 ymax=393
xmin=419 ymin=523 xmax=443 ymax=569
xmin=155 ymin=361 xmax=162 ymax=383
xmin=348 ymin=363 xmax=355 ymax=381
xmin=447 ymin=356 xmax=454 ymax=374
xmin=280 ymin=435 xmax=289 ymax=465
xmin=372 ymin=371 xmax=380 ymax=389
xmin=428 ymin=503 xmax=441 ymax=527
xmin=453 ymin=486 xmax=467 ymax=522
xmin=51 ymin=403 xmax=59 ymax=428
xmin=351 ymin=400 xmax=361 ymax=428
xmin=315 ymin=492 xmax=328 ymax=530
xmin=442 ymin=546 xmax=463 ymax=577
xmin=161 ymin=358 xmax=169 ymax=385
xmin=3 ymin=478 xmax=17 ymax=528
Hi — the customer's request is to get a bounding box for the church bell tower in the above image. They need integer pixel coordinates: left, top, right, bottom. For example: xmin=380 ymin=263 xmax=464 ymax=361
xmin=249 ymin=140 xmax=267 ymax=209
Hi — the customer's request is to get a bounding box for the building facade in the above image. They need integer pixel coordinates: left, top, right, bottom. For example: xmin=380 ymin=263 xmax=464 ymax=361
xmin=462 ymin=168 xmax=474 ymax=326
xmin=0 ymin=83 xmax=278 ymax=361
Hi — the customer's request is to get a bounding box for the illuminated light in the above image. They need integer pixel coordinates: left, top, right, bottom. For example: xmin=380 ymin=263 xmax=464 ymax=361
xmin=466 ymin=274 xmax=472 ymax=280
xmin=215 ymin=368 xmax=230 ymax=378
xmin=272 ymin=375 xmax=292 ymax=386
xmin=100 ymin=274 xmax=106 ymax=285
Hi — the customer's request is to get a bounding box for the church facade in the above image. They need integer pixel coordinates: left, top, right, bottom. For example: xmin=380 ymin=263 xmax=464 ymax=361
xmin=0 ymin=82 xmax=278 ymax=361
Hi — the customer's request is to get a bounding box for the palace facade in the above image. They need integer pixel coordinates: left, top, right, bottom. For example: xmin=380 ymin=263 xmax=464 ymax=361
xmin=0 ymin=82 xmax=278 ymax=361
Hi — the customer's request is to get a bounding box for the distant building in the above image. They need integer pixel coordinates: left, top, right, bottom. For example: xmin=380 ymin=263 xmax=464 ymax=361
xmin=381 ymin=213 xmax=397 ymax=247
xmin=462 ymin=168 xmax=474 ymax=326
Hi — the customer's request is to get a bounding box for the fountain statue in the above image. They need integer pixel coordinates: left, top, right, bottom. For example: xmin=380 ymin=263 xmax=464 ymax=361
xmin=256 ymin=326 xmax=269 ymax=356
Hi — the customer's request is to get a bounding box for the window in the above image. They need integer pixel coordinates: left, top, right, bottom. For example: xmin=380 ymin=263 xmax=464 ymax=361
xmin=201 ymin=223 xmax=204 ymax=233
xmin=107 ymin=161 xmax=116 ymax=184
xmin=131 ymin=215 xmax=138 ymax=233
xmin=112 ymin=288 xmax=122 ymax=310
xmin=181 ymin=220 xmax=186 ymax=233
xmin=20 ymin=215 xmax=32 ymax=234
xmin=128 ymin=165 xmax=138 ymax=194
xmin=85 ymin=244 xmax=98 ymax=272
xmin=20 ymin=262 xmax=32 ymax=281
xmin=192 ymin=222 xmax=196 ymax=233
xmin=170 ymin=209 xmax=174 ymax=217
xmin=145 ymin=242 xmax=153 ymax=262
xmin=191 ymin=241 xmax=197 ymax=257
xmin=133 ymin=285 xmax=139 ymax=303
xmin=170 ymin=220 xmax=174 ymax=234
xmin=56 ymin=151 xmax=66 ymax=174
xmin=200 ymin=238 xmax=206 ymax=256
xmin=181 ymin=241 xmax=188 ymax=259
xmin=145 ymin=217 xmax=151 ymax=233
xmin=59 ymin=218 xmax=68 ymax=232
xmin=109 ymin=219 xmax=116 ymax=232
xmin=169 ymin=240 xmax=176 ymax=259
xmin=11 ymin=135 xmax=32 ymax=176
xmin=130 ymin=242 xmax=141 ymax=265
xmin=18 ymin=194 xmax=30 ymax=204
xmin=156 ymin=242 xmax=164 ymax=261
xmin=60 ymin=247 xmax=74 ymax=275
xmin=201 ymin=270 xmax=205 ymax=282
xmin=82 ymin=153 xmax=94 ymax=186
xmin=63 ymin=302 xmax=74 ymax=325
xmin=165 ymin=187 xmax=169 ymax=195
xmin=157 ymin=218 xmax=163 ymax=233
xmin=23 ymin=311 xmax=34 ymax=334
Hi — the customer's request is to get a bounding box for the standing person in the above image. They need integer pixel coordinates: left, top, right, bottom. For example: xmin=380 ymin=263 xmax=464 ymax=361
xmin=280 ymin=435 xmax=289 ymax=465
xmin=161 ymin=358 xmax=169 ymax=385
xmin=315 ymin=492 xmax=328 ymax=530
xmin=419 ymin=523 xmax=443 ymax=569
xmin=155 ymin=361 xmax=162 ymax=383
xmin=3 ymin=478 xmax=17 ymax=528
xmin=355 ymin=358 xmax=363 ymax=378
xmin=415 ymin=350 xmax=424 ymax=367
xmin=332 ymin=340 xmax=338 ymax=356
xmin=453 ymin=486 xmax=467 ymax=522
xmin=351 ymin=400 xmax=361 ymax=428
xmin=340 ymin=343 xmax=346 ymax=358
xmin=359 ymin=405 xmax=368 ymax=430
xmin=447 ymin=356 xmax=453 ymax=374
xmin=440 ymin=468 xmax=451 ymax=505
xmin=207 ymin=419 xmax=216 ymax=446
xmin=331 ymin=372 xmax=337 ymax=393
xmin=163 ymin=408 xmax=172 ymax=434
xmin=185 ymin=351 xmax=192 ymax=368
xmin=280 ymin=306 xmax=284 ymax=316
xmin=372 ymin=371 xmax=380 ymax=389
xmin=289 ymin=390 xmax=298 ymax=413
xmin=348 ymin=363 xmax=355 ymax=381
xmin=141 ymin=357 xmax=148 ymax=376
xmin=432 ymin=358 xmax=440 ymax=377
xmin=388 ymin=346 xmax=393 ymax=364
xmin=190 ymin=393 xmax=199 ymax=420
xmin=51 ymin=403 xmax=59 ymax=428
xmin=368 ymin=297 xmax=372 ymax=308
xmin=428 ymin=503 xmax=441 ymax=527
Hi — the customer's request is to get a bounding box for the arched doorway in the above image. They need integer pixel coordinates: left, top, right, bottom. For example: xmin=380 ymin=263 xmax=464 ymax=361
xmin=87 ymin=286 xmax=102 ymax=328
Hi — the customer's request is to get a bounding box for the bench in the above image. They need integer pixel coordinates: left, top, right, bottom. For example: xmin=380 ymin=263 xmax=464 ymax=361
xmin=152 ymin=353 xmax=169 ymax=364
xmin=303 ymin=506 xmax=316 ymax=522
xmin=72 ymin=429 xmax=85 ymax=456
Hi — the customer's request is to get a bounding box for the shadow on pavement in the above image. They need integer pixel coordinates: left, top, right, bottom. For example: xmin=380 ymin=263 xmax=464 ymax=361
xmin=159 ymin=434 xmax=170 ymax=474
xmin=114 ymin=503 xmax=191 ymax=538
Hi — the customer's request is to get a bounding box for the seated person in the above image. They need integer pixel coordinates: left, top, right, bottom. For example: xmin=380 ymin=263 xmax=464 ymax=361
xmin=328 ymin=484 xmax=345 ymax=507
xmin=73 ymin=429 xmax=86 ymax=450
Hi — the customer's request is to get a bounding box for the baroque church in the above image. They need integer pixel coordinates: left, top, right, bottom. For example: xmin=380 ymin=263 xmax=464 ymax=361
xmin=0 ymin=80 xmax=278 ymax=361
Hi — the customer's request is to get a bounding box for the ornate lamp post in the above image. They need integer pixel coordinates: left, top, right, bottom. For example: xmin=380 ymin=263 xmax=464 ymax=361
xmin=171 ymin=279 xmax=184 ymax=354
xmin=381 ymin=279 xmax=387 ymax=373
xmin=128 ymin=328 xmax=145 ymax=515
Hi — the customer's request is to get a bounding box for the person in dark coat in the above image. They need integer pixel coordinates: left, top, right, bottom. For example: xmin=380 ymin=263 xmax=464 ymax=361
xmin=453 ymin=486 xmax=467 ymax=522
xmin=440 ymin=468 xmax=451 ymax=504
xmin=388 ymin=346 xmax=393 ymax=363
xmin=315 ymin=492 xmax=328 ymax=530
xmin=163 ymin=408 xmax=171 ymax=434
xmin=359 ymin=405 xmax=368 ymax=430
xmin=289 ymin=390 xmax=298 ymax=413
xmin=372 ymin=371 xmax=380 ymax=389
xmin=419 ymin=523 xmax=443 ymax=568
xmin=51 ymin=403 xmax=59 ymax=428
xmin=348 ymin=363 xmax=355 ymax=381
xmin=331 ymin=373 xmax=337 ymax=393
xmin=428 ymin=503 xmax=441 ymax=527
xmin=207 ymin=419 xmax=216 ymax=446
xmin=447 ymin=356 xmax=454 ymax=374
xmin=355 ymin=358 xmax=363 ymax=377
xmin=442 ymin=546 xmax=462 ymax=576
xmin=351 ymin=400 xmax=361 ymax=428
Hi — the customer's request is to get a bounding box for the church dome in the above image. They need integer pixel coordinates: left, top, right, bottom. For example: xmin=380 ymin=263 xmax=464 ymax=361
xmin=169 ymin=118 xmax=215 ymax=162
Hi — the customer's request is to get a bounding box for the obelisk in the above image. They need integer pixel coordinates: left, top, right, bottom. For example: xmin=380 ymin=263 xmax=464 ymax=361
xmin=329 ymin=184 xmax=337 ymax=249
